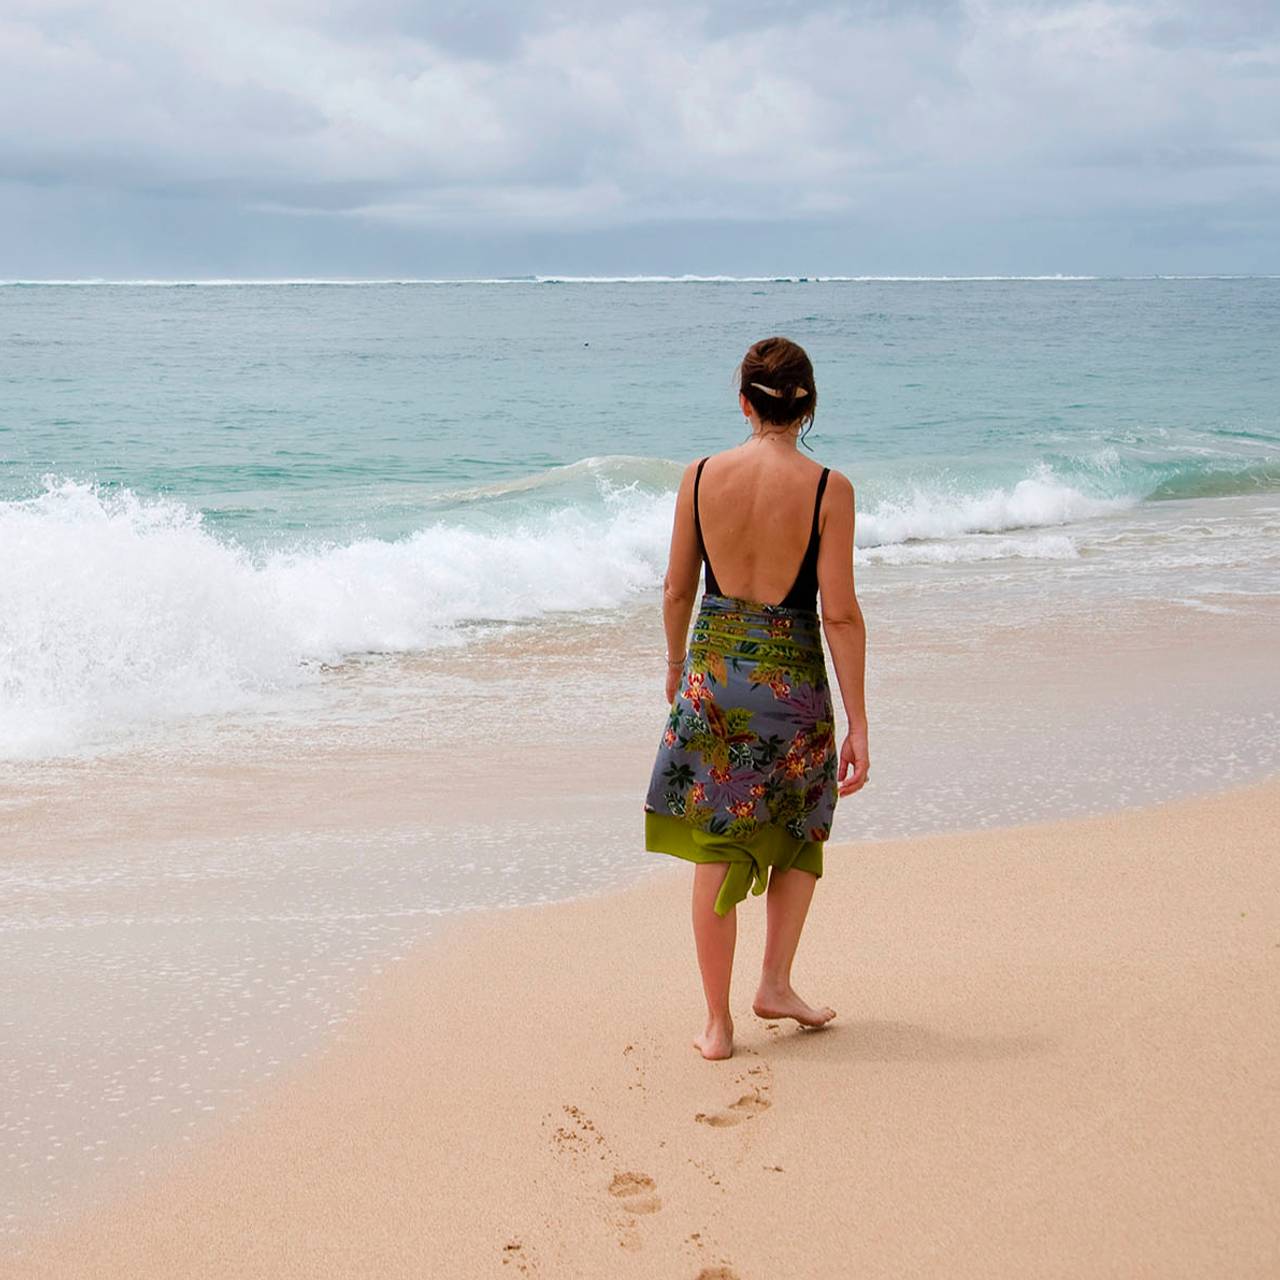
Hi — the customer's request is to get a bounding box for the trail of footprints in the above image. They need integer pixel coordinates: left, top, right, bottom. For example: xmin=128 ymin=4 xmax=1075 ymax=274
xmin=533 ymin=1049 xmax=770 ymax=1274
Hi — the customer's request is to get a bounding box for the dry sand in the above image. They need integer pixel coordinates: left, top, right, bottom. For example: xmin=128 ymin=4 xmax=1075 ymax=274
xmin=10 ymin=777 xmax=1280 ymax=1279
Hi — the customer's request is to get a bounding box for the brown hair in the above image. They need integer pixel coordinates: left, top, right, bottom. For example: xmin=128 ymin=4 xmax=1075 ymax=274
xmin=739 ymin=336 xmax=817 ymax=430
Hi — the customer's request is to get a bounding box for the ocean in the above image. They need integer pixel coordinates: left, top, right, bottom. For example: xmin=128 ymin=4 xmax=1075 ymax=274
xmin=2 ymin=277 xmax=1279 ymax=1233
xmin=2 ymin=276 xmax=1278 ymax=760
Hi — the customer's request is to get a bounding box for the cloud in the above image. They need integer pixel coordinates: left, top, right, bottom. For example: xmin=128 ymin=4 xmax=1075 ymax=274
xmin=0 ymin=0 xmax=1277 ymax=268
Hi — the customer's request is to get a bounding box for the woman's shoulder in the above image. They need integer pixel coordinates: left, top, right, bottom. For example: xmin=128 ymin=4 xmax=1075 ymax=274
xmin=822 ymin=465 xmax=854 ymax=496
xmin=695 ymin=446 xmax=830 ymax=470
xmin=790 ymin=454 xmax=854 ymax=496
xmin=696 ymin=447 xmax=734 ymax=468
xmin=676 ymin=449 xmax=729 ymax=490
xmin=681 ymin=449 xmax=853 ymax=493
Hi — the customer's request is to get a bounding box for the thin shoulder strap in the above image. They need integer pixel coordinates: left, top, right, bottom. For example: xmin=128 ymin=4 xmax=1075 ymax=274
xmin=807 ymin=467 xmax=831 ymax=549
xmin=693 ymin=456 xmax=710 ymax=552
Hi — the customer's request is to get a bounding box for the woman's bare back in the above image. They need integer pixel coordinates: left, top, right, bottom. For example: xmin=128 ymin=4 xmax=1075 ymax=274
xmin=694 ymin=446 xmax=829 ymax=607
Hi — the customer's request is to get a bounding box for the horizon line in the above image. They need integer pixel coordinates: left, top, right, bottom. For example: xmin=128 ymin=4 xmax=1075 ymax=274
xmin=4 ymin=273 xmax=1279 ymax=287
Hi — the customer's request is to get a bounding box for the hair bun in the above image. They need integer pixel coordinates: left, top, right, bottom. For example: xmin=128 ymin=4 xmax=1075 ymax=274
xmin=740 ymin=337 xmax=817 ymax=428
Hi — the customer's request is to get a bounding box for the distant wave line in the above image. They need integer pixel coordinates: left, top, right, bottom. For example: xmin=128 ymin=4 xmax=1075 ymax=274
xmin=5 ymin=274 xmax=1278 ymax=287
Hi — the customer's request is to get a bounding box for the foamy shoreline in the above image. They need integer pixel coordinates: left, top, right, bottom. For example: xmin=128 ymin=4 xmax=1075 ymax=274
xmin=8 ymin=774 xmax=1279 ymax=1277
xmin=3 ymin=474 xmax=1275 ymax=761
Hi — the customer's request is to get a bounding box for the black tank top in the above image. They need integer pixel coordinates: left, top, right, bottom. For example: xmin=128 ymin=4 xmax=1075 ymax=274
xmin=693 ymin=456 xmax=830 ymax=611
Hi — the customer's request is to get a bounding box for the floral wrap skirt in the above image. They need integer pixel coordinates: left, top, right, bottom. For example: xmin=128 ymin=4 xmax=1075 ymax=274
xmin=644 ymin=593 xmax=838 ymax=916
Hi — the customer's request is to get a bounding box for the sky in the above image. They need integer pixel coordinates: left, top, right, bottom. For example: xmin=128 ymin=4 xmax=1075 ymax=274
xmin=2 ymin=0 xmax=1278 ymax=277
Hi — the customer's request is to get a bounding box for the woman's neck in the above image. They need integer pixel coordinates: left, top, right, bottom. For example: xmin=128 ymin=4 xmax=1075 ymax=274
xmin=745 ymin=426 xmax=799 ymax=450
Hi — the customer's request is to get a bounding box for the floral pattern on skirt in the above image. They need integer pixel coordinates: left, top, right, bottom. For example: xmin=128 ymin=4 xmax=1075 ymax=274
xmin=644 ymin=593 xmax=838 ymax=842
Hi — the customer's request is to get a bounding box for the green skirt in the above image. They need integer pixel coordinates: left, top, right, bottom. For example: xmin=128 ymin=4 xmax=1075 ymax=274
xmin=645 ymin=811 xmax=823 ymax=917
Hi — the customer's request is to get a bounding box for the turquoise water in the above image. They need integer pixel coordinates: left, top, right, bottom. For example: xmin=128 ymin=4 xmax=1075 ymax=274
xmin=2 ymin=277 xmax=1278 ymax=755
xmin=4 ymin=278 xmax=1278 ymax=537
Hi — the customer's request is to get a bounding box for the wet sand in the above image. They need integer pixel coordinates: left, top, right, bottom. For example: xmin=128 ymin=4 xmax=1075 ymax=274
xmin=9 ymin=775 xmax=1279 ymax=1278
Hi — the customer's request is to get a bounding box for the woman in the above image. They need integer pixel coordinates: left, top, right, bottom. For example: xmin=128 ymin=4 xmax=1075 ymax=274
xmin=644 ymin=335 xmax=869 ymax=1061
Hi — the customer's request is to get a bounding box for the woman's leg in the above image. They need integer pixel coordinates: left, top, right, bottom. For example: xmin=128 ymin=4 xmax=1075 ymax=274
xmin=691 ymin=862 xmax=736 ymax=1059
xmin=754 ymin=866 xmax=836 ymax=1027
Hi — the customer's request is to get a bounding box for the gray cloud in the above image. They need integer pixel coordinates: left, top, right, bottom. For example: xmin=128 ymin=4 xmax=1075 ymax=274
xmin=1 ymin=0 xmax=1277 ymax=274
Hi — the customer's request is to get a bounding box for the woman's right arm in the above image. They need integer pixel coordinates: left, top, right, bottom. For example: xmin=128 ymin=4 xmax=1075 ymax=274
xmin=661 ymin=460 xmax=704 ymax=704
xmin=816 ymin=470 xmax=869 ymax=796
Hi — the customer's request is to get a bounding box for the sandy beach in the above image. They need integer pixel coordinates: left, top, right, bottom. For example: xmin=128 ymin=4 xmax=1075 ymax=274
xmin=8 ymin=774 xmax=1278 ymax=1278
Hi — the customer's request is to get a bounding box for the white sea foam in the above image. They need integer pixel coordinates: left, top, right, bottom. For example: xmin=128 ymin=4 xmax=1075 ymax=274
xmin=862 ymin=534 xmax=1078 ymax=564
xmin=0 ymin=463 xmax=1151 ymax=757
xmin=856 ymin=467 xmax=1135 ymax=547
xmin=0 ymin=274 xmax=1125 ymax=286
xmin=0 ymin=477 xmax=670 ymax=757
xmin=9 ymin=275 xmax=1280 ymax=288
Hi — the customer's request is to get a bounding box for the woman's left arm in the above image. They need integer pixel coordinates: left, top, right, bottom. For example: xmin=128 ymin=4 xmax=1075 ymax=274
xmin=662 ymin=461 xmax=704 ymax=703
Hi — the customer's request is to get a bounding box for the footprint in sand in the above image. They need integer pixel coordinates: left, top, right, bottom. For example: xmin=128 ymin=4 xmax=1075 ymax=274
xmin=696 ymin=1268 xmax=741 ymax=1279
xmin=622 ymin=1039 xmax=651 ymax=1093
xmin=608 ymin=1170 xmax=663 ymax=1215
xmin=500 ymin=1240 xmax=537 ymax=1274
xmin=694 ymin=1088 xmax=771 ymax=1128
xmin=695 ymin=1056 xmax=774 ymax=1128
xmin=550 ymin=1103 xmax=609 ymax=1160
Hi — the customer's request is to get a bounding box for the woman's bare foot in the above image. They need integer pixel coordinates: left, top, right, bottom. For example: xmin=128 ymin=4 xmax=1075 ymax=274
xmin=752 ymin=983 xmax=835 ymax=1028
xmin=693 ymin=1016 xmax=734 ymax=1060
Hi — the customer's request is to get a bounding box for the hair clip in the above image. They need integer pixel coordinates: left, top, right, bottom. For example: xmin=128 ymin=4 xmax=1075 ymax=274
xmin=750 ymin=381 xmax=808 ymax=398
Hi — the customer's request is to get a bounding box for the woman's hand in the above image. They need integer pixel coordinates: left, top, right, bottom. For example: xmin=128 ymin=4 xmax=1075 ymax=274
xmin=665 ymin=657 xmax=684 ymax=706
xmin=837 ymin=723 xmax=869 ymax=796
